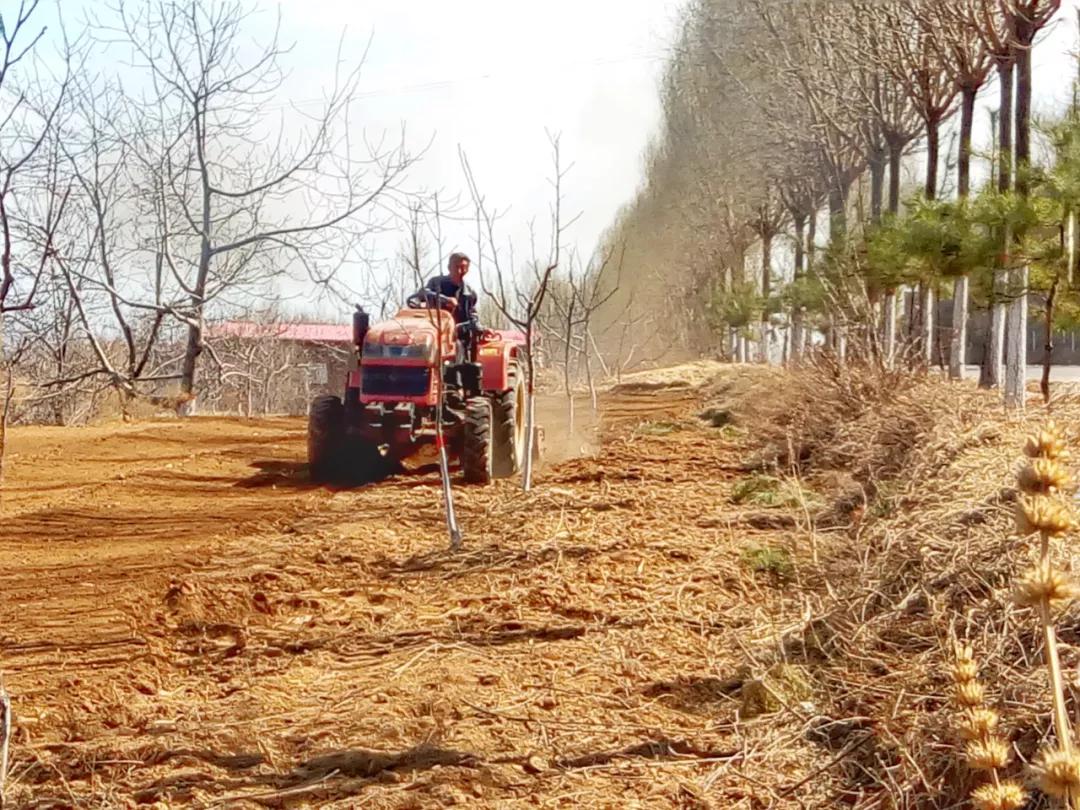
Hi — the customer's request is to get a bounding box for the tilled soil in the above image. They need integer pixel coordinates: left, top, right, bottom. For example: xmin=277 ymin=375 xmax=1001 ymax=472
xmin=1 ymin=375 xmax=828 ymax=808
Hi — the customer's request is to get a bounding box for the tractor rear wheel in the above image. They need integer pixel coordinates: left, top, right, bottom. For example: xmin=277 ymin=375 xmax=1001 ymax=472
xmin=462 ymin=397 xmax=493 ymax=484
xmin=308 ymin=395 xmax=344 ymax=482
xmin=491 ymin=363 xmax=526 ymax=478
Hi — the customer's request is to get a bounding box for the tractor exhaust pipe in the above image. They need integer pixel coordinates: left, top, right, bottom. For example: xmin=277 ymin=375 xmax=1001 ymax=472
xmin=352 ymin=305 xmax=370 ymax=349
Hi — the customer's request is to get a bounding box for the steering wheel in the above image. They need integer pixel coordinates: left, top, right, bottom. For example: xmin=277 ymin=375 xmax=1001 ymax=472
xmin=408 ymin=290 xmax=457 ymax=312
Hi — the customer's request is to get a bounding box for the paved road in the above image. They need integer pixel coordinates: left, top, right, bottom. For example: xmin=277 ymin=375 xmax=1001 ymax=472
xmin=963 ymin=365 xmax=1080 ymax=382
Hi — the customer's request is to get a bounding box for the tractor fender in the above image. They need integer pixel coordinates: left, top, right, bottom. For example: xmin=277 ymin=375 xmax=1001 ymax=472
xmin=477 ymin=340 xmax=517 ymax=392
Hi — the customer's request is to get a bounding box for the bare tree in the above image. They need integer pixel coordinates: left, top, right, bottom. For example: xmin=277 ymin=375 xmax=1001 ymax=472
xmin=1 ymin=0 xmax=68 ymax=316
xmin=539 ymin=246 xmax=622 ymax=433
xmin=92 ymin=0 xmax=413 ymax=414
xmin=967 ymin=0 xmax=1017 ymax=390
xmin=462 ymin=134 xmax=572 ymax=492
xmin=876 ymin=0 xmax=961 ymax=365
xmin=0 ymin=0 xmax=70 ymax=497
xmin=29 ymin=76 xmax=180 ymax=411
xmin=747 ymin=185 xmax=788 ymax=363
xmin=1003 ymin=0 xmax=1062 ymax=409
xmin=779 ymin=170 xmax=822 ymax=364
xmin=927 ymin=0 xmax=994 ymax=380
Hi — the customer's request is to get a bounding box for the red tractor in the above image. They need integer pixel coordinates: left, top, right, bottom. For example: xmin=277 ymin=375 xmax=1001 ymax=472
xmin=307 ymin=296 xmax=531 ymax=484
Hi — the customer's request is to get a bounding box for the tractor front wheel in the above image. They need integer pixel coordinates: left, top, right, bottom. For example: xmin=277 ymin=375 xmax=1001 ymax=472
xmin=308 ymin=395 xmax=344 ymax=482
xmin=462 ymin=397 xmax=493 ymax=484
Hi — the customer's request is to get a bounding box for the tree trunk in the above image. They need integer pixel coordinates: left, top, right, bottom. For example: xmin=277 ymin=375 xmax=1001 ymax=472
xmin=921 ymin=284 xmax=934 ymax=366
xmin=869 ymin=148 xmax=885 ymax=225
xmin=1004 ymin=31 xmax=1030 ymax=410
xmin=522 ymin=328 xmax=538 ymax=492
xmin=925 ymin=118 xmax=940 ymax=201
xmin=950 ymin=276 xmax=968 ymax=380
xmin=807 ymin=208 xmax=817 ymax=270
xmin=1042 ymin=277 xmax=1057 ymax=404
xmin=793 ymin=215 xmax=806 ymax=280
xmin=950 ymin=86 xmax=978 ymax=382
xmin=958 ymin=85 xmax=977 ymax=198
xmin=998 ymin=58 xmax=1014 ymax=196
xmin=887 ymin=138 xmax=903 ymax=216
xmin=884 ymin=290 xmax=897 ymax=368
xmin=790 ymin=215 xmax=806 ymax=364
xmin=1015 ymin=29 xmax=1032 ymax=197
xmin=759 ymin=231 xmax=772 ymax=364
xmin=179 ymin=313 xmax=203 ymax=415
xmin=981 ymin=58 xmax=1014 ymax=389
xmin=0 ymin=357 xmax=12 ymax=510
xmin=563 ymin=319 xmax=575 ymax=434
xmin=985 ymin=288 xmax=1007 ymax=389
xmin=1004 ymin=267 xmax=1028 ymax=410
xmin=183 ymin=109 xmax=215 ymax=418
xmin=828 ymin=182 xmax=847 ymax=242
xmin=1069 ymin=209 xmax=1077 ymax=285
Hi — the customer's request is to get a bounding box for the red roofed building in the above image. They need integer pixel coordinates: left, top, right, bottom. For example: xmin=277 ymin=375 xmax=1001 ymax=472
xmin=200 ymin=320 xmax=356 ymax=416
xmin=206 ymin=320 xmax=354 ymax=344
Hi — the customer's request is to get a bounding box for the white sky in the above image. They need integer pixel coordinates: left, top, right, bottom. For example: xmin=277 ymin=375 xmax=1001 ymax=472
xmin=230 ymin=0 xmax=686 ymax=312
xmin=296 ymin=0 xmax=684 ymax=310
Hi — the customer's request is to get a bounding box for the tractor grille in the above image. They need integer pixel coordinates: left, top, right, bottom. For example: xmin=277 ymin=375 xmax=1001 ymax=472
xmin=361 ymin=365 xmax=431 ymax=397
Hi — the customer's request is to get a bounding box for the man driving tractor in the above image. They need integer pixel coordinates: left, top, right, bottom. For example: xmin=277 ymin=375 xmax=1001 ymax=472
xmin=407 ymin=252 xmax=480 ymax=362
xmin=410 ymin=252 xmax=478 ymax=326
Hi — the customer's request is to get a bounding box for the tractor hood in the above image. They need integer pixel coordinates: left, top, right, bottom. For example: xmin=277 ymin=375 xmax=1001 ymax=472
xmin=362 ymin=309 xmax=455 ymax=361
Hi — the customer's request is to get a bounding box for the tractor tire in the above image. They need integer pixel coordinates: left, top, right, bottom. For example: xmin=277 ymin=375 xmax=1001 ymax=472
xmin=308 ymin=395 xmax=344 ymax=482
xmin=461 ymin=397 xmax=493 ymax=485
xmin=342 ymin=399 xmax=387 ymax=483
xmin=343 ymin=437 xmax=387 ymax=484
xmin=491 ymin=364 xmax=526 ymax=479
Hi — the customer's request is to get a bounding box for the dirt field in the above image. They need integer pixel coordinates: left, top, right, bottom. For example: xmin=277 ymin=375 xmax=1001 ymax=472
xmin=0 ymin=367 xmax=826 ymax=808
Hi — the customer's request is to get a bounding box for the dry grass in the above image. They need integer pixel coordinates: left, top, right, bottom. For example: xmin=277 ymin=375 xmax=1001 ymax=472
xmin=722 ymin=362 xmax=1080 ymax=807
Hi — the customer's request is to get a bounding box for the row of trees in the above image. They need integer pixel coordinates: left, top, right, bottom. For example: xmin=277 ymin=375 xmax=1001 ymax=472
xmin=601 ymin=0 xmax=1069 ymax=408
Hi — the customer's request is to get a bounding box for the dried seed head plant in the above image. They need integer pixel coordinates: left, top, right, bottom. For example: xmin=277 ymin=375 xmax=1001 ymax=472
xmin=951 ymin=644 xmax=1026 ymax=808
xmin=970 ymin=781 xmax=1029 ymax=810
xmin=1015 ymin=422 xmax=1080 ymax=809
xmin=1024 ymin=423 xmax=1070 ymax=462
